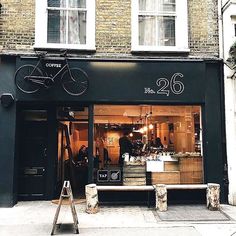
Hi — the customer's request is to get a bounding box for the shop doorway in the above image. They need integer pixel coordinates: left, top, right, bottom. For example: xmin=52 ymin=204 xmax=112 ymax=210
xmin=56 ymin=106 xmax=89 ymax=197
xmin=18 ymin=110 xmax=48 ymax=200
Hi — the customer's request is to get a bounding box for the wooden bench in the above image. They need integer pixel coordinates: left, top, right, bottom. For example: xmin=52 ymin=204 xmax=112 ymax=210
xmin=155 ymin=183 xmax=220 ymax=211
xmin=85 ymin=183 xmax=220 ymax=213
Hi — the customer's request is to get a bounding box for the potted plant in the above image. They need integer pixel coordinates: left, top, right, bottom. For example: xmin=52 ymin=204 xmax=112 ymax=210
xmin=229 ymin=41 xmax=236 ymax=59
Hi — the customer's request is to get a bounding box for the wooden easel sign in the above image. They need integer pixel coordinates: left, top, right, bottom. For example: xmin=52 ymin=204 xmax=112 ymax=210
xmin=51 ymin=181 xmax=79 ymax=235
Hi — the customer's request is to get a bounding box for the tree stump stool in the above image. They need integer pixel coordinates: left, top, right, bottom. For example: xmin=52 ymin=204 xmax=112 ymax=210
xmin=207 ymin=183 xmax=220 ymax=211
xmin=155 ymin=184 xmax=167 ymax=212
xmin=85 ymin=184 xmax=99 ymax=214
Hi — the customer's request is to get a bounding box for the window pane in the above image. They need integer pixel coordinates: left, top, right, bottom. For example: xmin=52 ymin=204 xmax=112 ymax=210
xmin=69 ymin=0 xmax=86 ymax=8
xmin=47 ymin=10 xmax=66 ymax=43
xmin=139 ymin=15 xmax=175 ymax=46
xmin=48 ymin=0 xmax=66 ymax=8
xmin=139 ymin=0 xmax=176 ymax=12
xmin=139 ymin=16 xmax=156 ymax=46
xmin=68 ymin=11 xmax=86 ymax=44
xmin=157 ymin=16 xmax=175 ymax=46
xmin=161 ymin=0 xmax=175 ymax=12
xmin=139 ymin=0 xmax=156 ymax=11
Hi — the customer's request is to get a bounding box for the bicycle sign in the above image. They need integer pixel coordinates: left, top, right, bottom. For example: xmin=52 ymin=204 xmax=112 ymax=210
xmin=14 ymin=51 xmax=89 ymax=96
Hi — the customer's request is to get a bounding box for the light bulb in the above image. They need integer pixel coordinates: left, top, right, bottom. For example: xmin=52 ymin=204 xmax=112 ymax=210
xmin=149 ymin=124 xmax=154 ymax=130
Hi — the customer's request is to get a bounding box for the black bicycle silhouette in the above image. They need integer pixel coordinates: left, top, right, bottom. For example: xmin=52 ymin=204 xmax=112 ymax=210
xmin=14 ymin=51 xmax=89 ymax=96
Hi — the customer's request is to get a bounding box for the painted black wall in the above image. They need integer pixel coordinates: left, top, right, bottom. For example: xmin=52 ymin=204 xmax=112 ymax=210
xmin=204 ymin=61 xmax=227 ymax=201
xmin=15 ymin=57 xmax=205 ymax=103
xmin=0 ymin=56 xmax=17 ymax=207
xmin=0 ymin=56 xmax=227 ymax=206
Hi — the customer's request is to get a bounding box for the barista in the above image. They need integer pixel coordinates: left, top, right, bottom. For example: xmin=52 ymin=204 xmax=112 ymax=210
xmin=119 ymin=131 xmax=133 ymax=166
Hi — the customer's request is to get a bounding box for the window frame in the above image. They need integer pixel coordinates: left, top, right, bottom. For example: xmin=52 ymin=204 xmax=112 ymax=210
xmin=34 ymin=0 xmax=95 ymax=50
xmin=131 ymin=0 xmax=189 ymax=53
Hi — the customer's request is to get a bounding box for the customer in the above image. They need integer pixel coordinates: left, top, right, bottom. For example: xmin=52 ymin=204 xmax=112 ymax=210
xmin=77 ymin=145 xmax=88 ymax=163
xmin=155 ymin=137 xmax=164 ymax=151
xmin=119 ymin=131 xmax=133 ymax=166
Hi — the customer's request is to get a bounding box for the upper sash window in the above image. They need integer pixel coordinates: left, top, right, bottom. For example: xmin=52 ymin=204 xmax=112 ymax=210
xmin=131 ymin=0 xmax=189 ymax=52
xmin=35 ymin=0 xmax=95 ymax=50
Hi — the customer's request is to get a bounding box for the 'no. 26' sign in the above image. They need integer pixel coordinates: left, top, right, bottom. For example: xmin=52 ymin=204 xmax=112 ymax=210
xmin=144 ymin=72 xmax=185 ymax=96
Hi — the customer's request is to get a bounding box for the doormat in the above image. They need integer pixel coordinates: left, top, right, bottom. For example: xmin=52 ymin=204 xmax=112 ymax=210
xmin=154 ymin=205 xmax=231 ymax=221
xmin=51 ymin=198 xmax=86 ymax=205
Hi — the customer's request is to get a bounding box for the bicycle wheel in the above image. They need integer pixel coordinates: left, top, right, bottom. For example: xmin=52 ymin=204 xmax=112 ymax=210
xmin=15 ymin=65 xmax=43 ymax=94
xmin=61 ymin=68 xmax=89 ymax=96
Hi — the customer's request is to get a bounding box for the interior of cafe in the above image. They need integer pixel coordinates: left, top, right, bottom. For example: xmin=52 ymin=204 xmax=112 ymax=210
xmin=58 ymin=104 xmax=203 ymax=191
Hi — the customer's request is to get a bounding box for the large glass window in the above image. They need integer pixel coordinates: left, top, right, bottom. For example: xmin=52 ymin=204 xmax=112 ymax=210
xmin=93 ymin=105 xmax=203 ymax=185
xmin=131 ymin=0 xmax=189 ymax=52
xmin=35 ymin=0 xmax=95 ymax=50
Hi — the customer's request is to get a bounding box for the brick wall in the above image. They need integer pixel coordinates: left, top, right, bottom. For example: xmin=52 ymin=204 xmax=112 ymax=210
xmin=96 ymin=0 xmax=131 ymax=55
xmin=188 ymin=0 xmax=219 ymax=57
xmin=0 ymin=0 xmax=35 ymax=51
xmin=0 ymin=0 xmax=219 ymax=57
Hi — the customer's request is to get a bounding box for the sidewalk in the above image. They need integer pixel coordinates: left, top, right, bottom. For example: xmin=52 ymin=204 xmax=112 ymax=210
xmin=0 ymin=201 xmax=236 ymax=236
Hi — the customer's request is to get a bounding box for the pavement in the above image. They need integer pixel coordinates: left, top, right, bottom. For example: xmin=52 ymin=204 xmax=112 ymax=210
xmin=0 ymin=201 xmax=236 ymax=236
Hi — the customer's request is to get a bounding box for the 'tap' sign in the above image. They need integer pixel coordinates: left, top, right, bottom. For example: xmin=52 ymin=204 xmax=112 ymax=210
xmin=97 ymin=170 xmax=121 ymax=182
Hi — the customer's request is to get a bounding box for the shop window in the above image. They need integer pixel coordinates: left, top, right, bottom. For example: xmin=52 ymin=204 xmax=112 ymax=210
xmin=35 ymin=0 xmax=95 ymax=50
xmin=93 ymin=105 xmax=203 ymax=186
xmin=131 ymin=0 xmax=189 ymax=52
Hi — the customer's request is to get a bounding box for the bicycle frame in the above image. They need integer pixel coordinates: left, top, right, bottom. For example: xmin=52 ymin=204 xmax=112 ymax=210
xmin=27 ymin=55 xmax=72 ymax=87
xmin=15 ymin=51 xmax=89 ymax=96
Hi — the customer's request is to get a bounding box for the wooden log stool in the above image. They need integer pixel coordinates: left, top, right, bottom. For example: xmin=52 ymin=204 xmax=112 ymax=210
xmin=155 ymin=184 xmax=167 ymax=212
xmin=85 ymin=184 xmax=99 ymax=214
xmin=207 ymin=183 xmax=220 ymax=211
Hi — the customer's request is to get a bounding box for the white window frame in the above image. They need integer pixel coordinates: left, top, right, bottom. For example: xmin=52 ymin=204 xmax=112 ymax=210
xmin=34 ymin=0 xmax=95 ymax=50
xmin=131 ymin=0 xmax=189 ymax=52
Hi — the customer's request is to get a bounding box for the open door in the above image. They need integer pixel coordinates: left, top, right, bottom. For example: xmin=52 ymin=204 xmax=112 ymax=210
xmin=56 ymin=106 xmax=89 ymax=197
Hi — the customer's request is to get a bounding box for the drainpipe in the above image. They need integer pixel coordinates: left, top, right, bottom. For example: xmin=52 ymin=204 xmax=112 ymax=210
xmin=218 ymin=0 xmax=224 ymax=59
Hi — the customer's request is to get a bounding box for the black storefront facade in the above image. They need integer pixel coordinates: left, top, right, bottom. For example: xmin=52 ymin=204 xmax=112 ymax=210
xmin=0 ymin=55 xmax=227 ymax=207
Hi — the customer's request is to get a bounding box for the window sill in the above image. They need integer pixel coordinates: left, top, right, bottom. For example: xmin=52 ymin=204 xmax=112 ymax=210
xmin=131 ymin=46 xmax=190 ymax=53
xmin=33 ymin=43 xmax=96 ymax=51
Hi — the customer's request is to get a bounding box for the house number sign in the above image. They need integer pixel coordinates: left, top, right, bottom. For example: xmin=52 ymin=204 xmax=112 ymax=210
xmin=144 ymin=72 xmax=185 ymax=96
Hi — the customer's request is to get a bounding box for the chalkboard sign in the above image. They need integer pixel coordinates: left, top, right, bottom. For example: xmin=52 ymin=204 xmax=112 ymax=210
xmin=97 ymin=170 xmax=109 ymax=182
xmin=110 ymin=170 xmax=121 ymax=182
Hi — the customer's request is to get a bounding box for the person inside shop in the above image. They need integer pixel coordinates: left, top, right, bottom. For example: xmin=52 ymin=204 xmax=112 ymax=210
xmin=103 ymin=147 xmax=111 ymax=166
xmin=76 ymin=145 xmax=88 ymax=165
xmin=95 ymin=146 xmax=111 ymax=169
xmin=155 ymin=137 xmax=164 ymax=152
xmin=119 ymin=131 xmax=133 ymax=166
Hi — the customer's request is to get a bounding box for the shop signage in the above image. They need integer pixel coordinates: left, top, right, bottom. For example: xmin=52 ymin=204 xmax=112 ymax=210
xmin=144 ymin=72 xmax=185 ymax=96
xmin=97 ymin=170 xmax=121 ymax=182
xmin=16 ymin=59 xmax=205 ymax=103
xmin=110 ymin=170 xmax=121 ymax=182
xmin=42 ymin=59 xmax=66 ymax=76
xmin=97 ymin=170 xmax=109 ymax=182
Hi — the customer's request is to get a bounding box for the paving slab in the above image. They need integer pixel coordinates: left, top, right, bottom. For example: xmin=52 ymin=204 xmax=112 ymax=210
xmin=155 ymin=205 xmax=230 ymax=221
xmin=0 ymin=201 xmax=236 ymax=236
